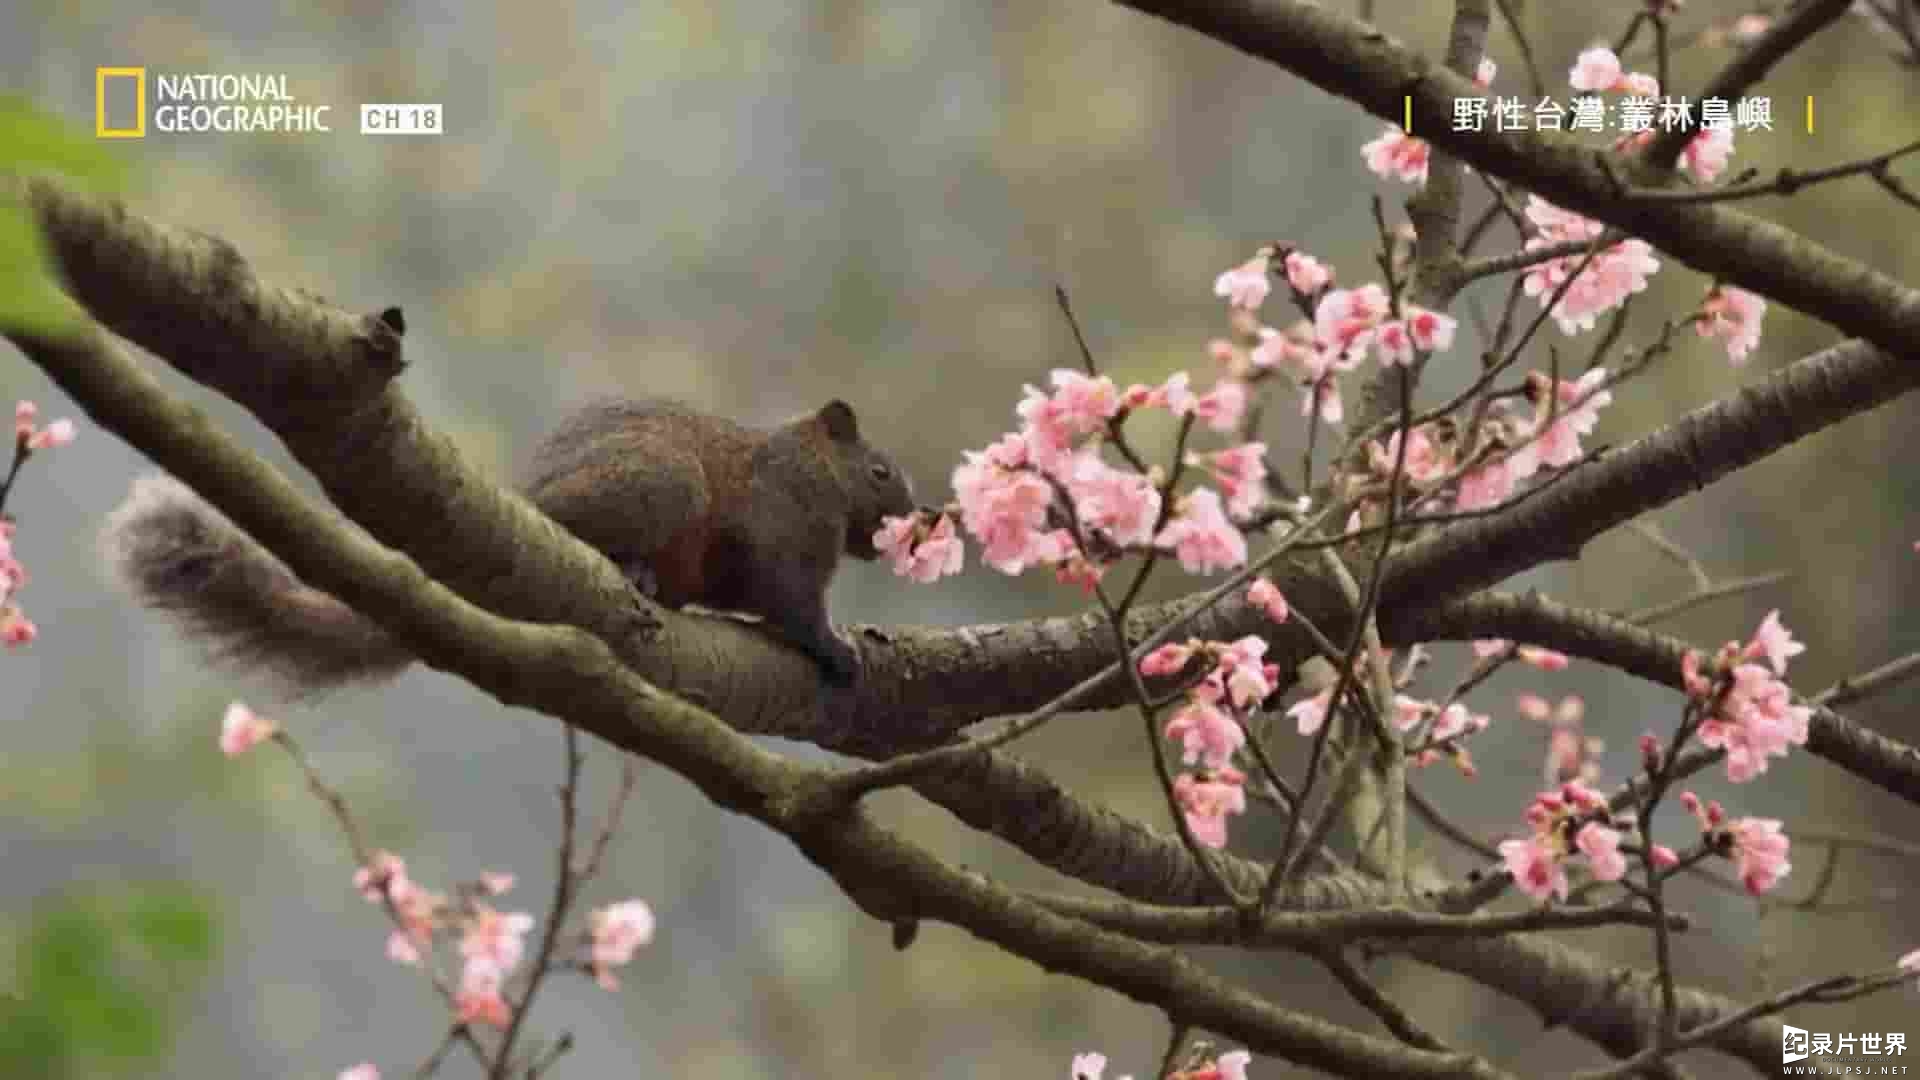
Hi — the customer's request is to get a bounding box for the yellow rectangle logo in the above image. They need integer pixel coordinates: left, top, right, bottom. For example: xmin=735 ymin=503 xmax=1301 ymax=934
xmin=95 ymin=67 xmax=146 ymax=138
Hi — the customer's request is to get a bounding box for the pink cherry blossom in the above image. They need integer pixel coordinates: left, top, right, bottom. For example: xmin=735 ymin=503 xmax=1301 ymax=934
xmin=9 ymin=401 xmax=71 ymax=450
xmin=1531 ymin=368 xmax=1613 ymax=468
xmin=1726 ymin=817 xmax=1791 ymax=894
xmin=1730 ymin=14 xmax=1772 ymax=43
xmin=219 ymin=701 xmax=278 ymax=757
xmin=1284 ymin=251 xmax=1332 ymax=294
xmin=353 ymin=852 xmax=440 ymax=965
xmin=1051 ymin=370 xmax=1123 ymax=430
xmin=1521 ymin=197 xmax=1661 ymax=334
xmin=1697 ymin=285 xmax=1766 ymax=365
xmin=879 ymin=513 xmax=965 ymax=583
xmin=1214 ymin=253 xmax=1273 ymax=311
xmin=1682 ymin=125 xmax=1736 ymax=184
xmin=1899 ymin=949 xmax=1920 ymax=974
xmin=1569 ymin=46 xmax=1623 ymax=92
xmin=1248 ymin=577 xmax=1289 ymax=623
xmin=1576 ymin=821 xmax=1628 ymax=882
xmin=1314 ymin=284 xmax=1392 ymax=364
xmin=1064 ymin=453 xmax=1162 ymax=548
xmin=1500 ymin=836 xmax=1569 ymax=902
xmin=1747 ymin=609 xmax=1803 ymax=675
xmin=1173 ymin=768 xmax=1247 ymax=848
xmin=1155 ymin=488 xmax=1247 ymax=574
xmin=1018 ymin=372 xmax=1119 ymax=472
xmin=1215 ymin=1050 xmax=1253 ymax=1080
xmin=454 ymin=962 xmax=512 ymax=1028
xmin=478 ymin=871 xmax=516 ymax=896
xmin=460 ymin=904 xmax=535 ymax=977
xmin=1404 ymin=305 xmax=1457 ymax=352
xmin=1302 ymin=377 xmax=1346 ymax=426
xmin=874 ymin=515 xmax=917 ymax=562
xmin=1206 ymin=442 xmax=1268 ymax=520
xmin=1455 ymin=457 xmax=1518 ymax=510
xmin=1368 ymin=425 xmax=1451 ymax=487
xmin=952 ymin=435 xmax=1058 ymax=574
xmin=354 ymin=851 xmax=412 ymax=903
xmin=1430 ymin=703 xmax=1487 ymax=743
xmin=1698 ymin=662 xmax=1810 ymax=782
xmin=338 ymin=1067 xmax=380 ymax=1080
xmin=1165 ymin=683 xmax=1245 ymax=770
xmin=1217 ymin=636 xmax=1278 ymax=709
xmin=1475 ymin=57 xmax=1498 ymax=86
xmin=1155 ymin=371 xmax=1197 ymax=416
xmin=1249 ymin=325 xmax=1309 ymax=373
xmin=1139 ymin=642 xmax=1196 ymax=677
xmin=1072 ymin=1051 xmax=1109 ymax=1080
xmin=1393 ymin=694 xmax=1429 ymax=732
xmin=25 ymin=418 xmax=75 ymax=450
xmin=1619 ymin=72 xmax=1660 ymax=97
xmin=1361 ymin=127 xmax=1430 ymax=186
xmin=1651 ymin=845 xmax=1679 ymax=869
xmin=1289 ymin=686 xmax=1334 ymax=735
xmin=1372 ymin=320 xmax=1415 ymax=367
xmin=1517 ymin=645 xmax=1570 ymax=671
xmin=588 ymin=898 xmax=656 ymax=990
xmin=1194 ymin=378 xmax=1250 ymax=434
xmin=1681 ymin=649 xmax=1713 ymax=699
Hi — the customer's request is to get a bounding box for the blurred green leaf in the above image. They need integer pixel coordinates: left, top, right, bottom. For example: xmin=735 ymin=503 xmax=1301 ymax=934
xmin=0 ymin=208 xmax=80 ymax=339
xmin=0 ymin=885 xmax=218 ymax=1078
xmin=0 ymin=94 xmax=129 ymax=340
xmin=0 ymin=95 xmax=129 ymax=193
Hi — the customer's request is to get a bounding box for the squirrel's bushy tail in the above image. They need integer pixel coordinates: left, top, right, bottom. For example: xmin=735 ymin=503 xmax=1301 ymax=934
xmin=100 ymin=473 xmax=413 ymax=697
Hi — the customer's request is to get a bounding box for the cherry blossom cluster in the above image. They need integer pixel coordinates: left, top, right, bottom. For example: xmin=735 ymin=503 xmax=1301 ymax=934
xmin=1682 ymin=610 xmax=1810 ymax=783
xmin=1214 ymin=261 xmax=1454 ymax=429
xmin=877 ymin=231 xmax=1473 ymax=586
xmin=219 ymin=702 xmax=655 ymax=1075
xmin=1073 ymin=1047 xmax=1252 ymax=1080
xmin=349 ymin=850 xmax=534 ymax=1027
xmin=1355 ymin=366 xmax=1613 ymax=515
xmin=1498 ymin=779 xmax=1659 ymax=903
xmin=1676 ymin=791 xmax=1792 ymax=896
xmin=1498 ymin=611 xmax=1811 ymax=905
xmin=1284 ymin=661 xmax=1492 ymax=774
xmin=876 ymin=366 xmax=1250 ymax=586
xmin=1570 ymin=45 xmax=1736 ymax=184
xmin=0 ymin=399 xmax=78 ymax=649
xmin=882 ymin=362 xmax=1268 ymax=588
xmin=1521 ymin=195 xmax=1662 ymax=335
xmin=1140 ymin=631 xmax=1286 ymax=847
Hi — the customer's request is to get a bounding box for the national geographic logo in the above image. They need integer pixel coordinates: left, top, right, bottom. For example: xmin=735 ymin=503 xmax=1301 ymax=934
xmin=95 ymin=67 xmax=145 ymax=138
xmin=94 ymin=68 xmax=332 ymax=137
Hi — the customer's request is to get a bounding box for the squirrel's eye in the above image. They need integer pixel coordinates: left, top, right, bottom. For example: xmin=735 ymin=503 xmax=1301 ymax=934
xmin=870 ymin=462 xmax=892 ymax=480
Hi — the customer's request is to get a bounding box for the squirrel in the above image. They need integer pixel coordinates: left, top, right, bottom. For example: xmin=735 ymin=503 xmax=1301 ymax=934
xmin=101 ymin=398 xmax=916 ymax=695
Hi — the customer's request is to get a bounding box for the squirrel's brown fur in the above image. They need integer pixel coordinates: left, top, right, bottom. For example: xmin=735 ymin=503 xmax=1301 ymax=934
xmin=102 ymin=399 xmax=914 ymax=694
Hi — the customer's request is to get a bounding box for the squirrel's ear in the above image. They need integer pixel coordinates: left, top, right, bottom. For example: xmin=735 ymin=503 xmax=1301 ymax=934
xmin=817 ymin=399 xmax=860 ymax=442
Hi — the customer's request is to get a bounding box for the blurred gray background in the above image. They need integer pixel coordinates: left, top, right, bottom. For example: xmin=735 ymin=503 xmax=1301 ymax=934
xmin=2 ymin=1 xmax=1917 ymax=1076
